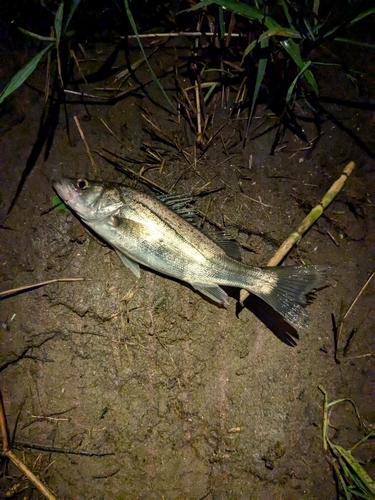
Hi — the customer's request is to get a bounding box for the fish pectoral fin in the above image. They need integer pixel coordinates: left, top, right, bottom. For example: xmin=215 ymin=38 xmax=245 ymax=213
xmin=110 ymin=216 xmax=154 ymax=239
xmin=190 ymin=283 xmax=229 ymax=307
xmin=114 ymin=249 xmax=141 ymax=278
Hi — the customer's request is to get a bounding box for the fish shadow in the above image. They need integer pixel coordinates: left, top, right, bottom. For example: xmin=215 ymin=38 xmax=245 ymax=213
xmin=136 ymin=271 xmax=298 ymax=345
xmin=191 ymin=284 xmax=299 ymax=346
xmin=232 ymin=290 xmax=300 ymax=347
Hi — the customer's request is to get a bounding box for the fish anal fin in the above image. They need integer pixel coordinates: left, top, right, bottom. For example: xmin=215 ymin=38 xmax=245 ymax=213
xmin=191 ymin=283 xmax=229 ymax=307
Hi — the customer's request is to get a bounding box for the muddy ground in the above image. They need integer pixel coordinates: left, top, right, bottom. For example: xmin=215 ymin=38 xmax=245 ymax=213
xmin=0 ymin=16 xmax=375 ymax=500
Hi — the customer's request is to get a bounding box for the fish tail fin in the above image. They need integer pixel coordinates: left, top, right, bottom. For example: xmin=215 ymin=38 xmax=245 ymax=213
xmin=245 ymin=265 xmax=329 ymax=328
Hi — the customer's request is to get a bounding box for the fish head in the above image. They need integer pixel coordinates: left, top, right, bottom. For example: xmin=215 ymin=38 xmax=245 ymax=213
xmin=53 ymin=178 xmax=123 ymax=221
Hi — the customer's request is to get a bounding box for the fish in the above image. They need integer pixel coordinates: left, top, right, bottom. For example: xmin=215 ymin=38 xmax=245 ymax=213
xmin=53 ymin=178 xmax=329 ymax=328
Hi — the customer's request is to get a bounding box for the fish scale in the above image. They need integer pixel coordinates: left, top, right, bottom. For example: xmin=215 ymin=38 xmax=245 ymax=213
xmin=54 ymin=178 xmax=329 ymax=328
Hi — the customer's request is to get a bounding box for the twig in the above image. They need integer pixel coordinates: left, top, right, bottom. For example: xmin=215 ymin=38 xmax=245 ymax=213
xmin=221 ymin=180 xmax=273 ymax=207
xmin=97 ymin=149 xmax=168 ymax=193
xmin=287 ymin=133 xmax=324 ymax=159
xmin=340 ymin=270 xmax=374 ymax=323
xmin=5 ymin=450 xmax=57 ymax=499
xmin=63 ymin=89 xmax=109 ymax=100
xmin=327 ymin=231 xmax=339 ymax=246
xmin=73 ymin=115 xmax=97 ymax=172
xmin=69 ymin=48 xmax=87 ymax=84
xmin=0 ymin=391 xmax=9 ymax=451
xmin=95 ymin=81 xmax=147 ymax=100
xmin=176 ymin=80 xmax=197 ymax=116
xmin=335 ymin=270 xmax=375 ymax=360
xmin=123 ymin=32 xmax=244 ymax=39
xmin=98 ymin=117 xmax=124 ymax=145
xmin=142 ymin=109 xmax=184 ymax=153
xmin=0 ymin=278 xmax=85 ymax=298
xmin=26 ymin=413 xmax=69 ymax=422
xmin=239 ymin=161 xmax=355 ymax=304
xmin=14 ymin=441 xmax=115 ymax=457
xmin=195 ymin=81 xmax=202 ymax=143
xmin=44 ymin=32 xmax=52 ymax=104
xmin=0 ymin=391 xmax=56 ymax=500
xmin=114 ymin=46 xmax=159 ymax=83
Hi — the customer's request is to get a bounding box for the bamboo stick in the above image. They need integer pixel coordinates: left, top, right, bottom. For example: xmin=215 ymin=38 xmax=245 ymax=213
xmin=240 ymin=161 xmax=355 ymax=304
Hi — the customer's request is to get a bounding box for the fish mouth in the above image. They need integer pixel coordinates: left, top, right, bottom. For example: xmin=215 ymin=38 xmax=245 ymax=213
xmin=53 ymin=180 xmax=79 ymax=203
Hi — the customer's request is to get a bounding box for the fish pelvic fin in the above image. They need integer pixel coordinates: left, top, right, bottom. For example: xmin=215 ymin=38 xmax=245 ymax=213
xmin=245 ymin=265 xmax=329 ymax=328
xmin=114 ymin=248 xmax=141 ymax=278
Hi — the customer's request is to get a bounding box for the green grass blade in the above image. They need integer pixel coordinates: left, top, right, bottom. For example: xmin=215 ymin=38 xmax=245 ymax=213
xmin=335 ymin=461 xmax=352 ymax=500
xmin=326 ymin=397 xmax=359 ymax=409
xmin=245 ymin=37 xmax=268 ymax=138
xmin=303 ymin=17 xmax=315 ymax=41
xmin=0 ymin=43 xmax=53 ymax=104
xmin=52 ymin=195 xmax=70 ymax=211
xmin=348 ymin=8 xmax=375 ymax=27
xmin=312 ymin=21 xmax=325 ymax=35
xmin=123 ymin=0 xmax=175 ymax=111
xmin=334 ymin=37 xmax=375 ymax=50
xmin=322 ymin=24 xmax=344 ymax=39
xmin=54 ymin=2 xmax=64 ymax=42
xmin=279 ymin=0 xmax=295 ymax=29
xmin=346 ymin=492 xmax=375 ymax=499
xmin=204 ymin=82 xmax=219 ymax=102
xmin=18 ymin=27 xmax=56 ymax=42
xmin=312 ymin=0 xmax=319 ymax=17
xmin=322 ymin=9 xmax=375 ymax=40
xmin=243 ymin=39 xmax=258 ymax=58
xmin=218 ymin=5 xmax=225 ymax=40
xmin=280 ymin=38 xmax=319 ymax=95
xmin=337 ymin=456 xmax=356 ymax=495
xmin=235 ymin=14 xmax=301 ymax=59
xmin=312 ymin=62 xmax=342 ymax=68
xmin=183 ymin=0 xmax=265 ymax=22
xmin=183 ymin=0 xmax=283 ymax=31
xmin=258 ymin=27 xmax=301 ymax=41
xmin=335 ymin=445 xmax=375 ymax=495
xmin=285 ymin=60 xmax=312 ymax=105
xmin=351 ymin=431 xmax=375 ymax=453
xmin=64 ymin=0 xmax=82 ymax=32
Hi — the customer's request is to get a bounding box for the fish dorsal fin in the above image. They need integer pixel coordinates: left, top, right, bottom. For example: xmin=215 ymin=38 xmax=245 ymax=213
xmin=157 ymin=193 xmax=194 ymax=208
xmin=157 ymin=193 xmax=241 ymax=260
xmin=157 ymin=193 xmax=198 ymax=223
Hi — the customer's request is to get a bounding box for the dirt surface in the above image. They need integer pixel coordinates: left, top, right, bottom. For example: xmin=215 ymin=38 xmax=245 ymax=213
xmin=1 ymin=25 xmax=375 ymax=500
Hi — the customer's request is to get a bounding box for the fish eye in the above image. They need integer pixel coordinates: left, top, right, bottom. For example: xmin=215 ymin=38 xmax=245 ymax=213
xmin=76 ymin=179 xmax=89 ymax=190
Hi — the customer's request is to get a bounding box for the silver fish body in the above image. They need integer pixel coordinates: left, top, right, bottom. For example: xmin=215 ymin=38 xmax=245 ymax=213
xmin=53 ymin=178 xmax=328 ymax=327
